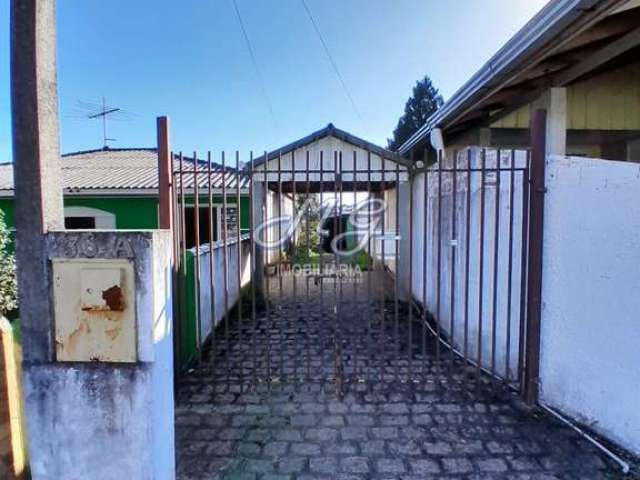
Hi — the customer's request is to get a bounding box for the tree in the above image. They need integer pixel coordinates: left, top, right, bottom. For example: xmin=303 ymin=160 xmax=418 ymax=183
xmin=0 ymin=210 xmax=17 ymax=317
xmin=388 ymin=75 xmax=444 ymax=151
xmin=290 ymin=193 xmax=321 ymax=263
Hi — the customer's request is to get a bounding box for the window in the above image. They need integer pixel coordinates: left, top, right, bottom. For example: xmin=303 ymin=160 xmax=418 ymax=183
xmin=65 ymin=216 xmax=96 ymax=229
xmin=64 ymin=206 xmax=116 ymax=230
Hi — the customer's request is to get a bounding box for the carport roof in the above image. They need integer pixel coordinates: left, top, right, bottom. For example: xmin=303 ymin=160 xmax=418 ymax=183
xmin=251 ymin=123 xmax=409 ymax=167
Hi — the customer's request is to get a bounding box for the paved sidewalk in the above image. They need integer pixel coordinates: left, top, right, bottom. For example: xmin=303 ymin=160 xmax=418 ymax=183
xmin=176 ymin=272 xmax=621 ymax=479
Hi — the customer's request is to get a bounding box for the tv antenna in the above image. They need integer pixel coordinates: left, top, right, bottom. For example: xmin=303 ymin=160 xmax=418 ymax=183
xmin=88 ymin=97 xmax=119 ymax=148
xmin=65 ymin=97 xmax=138 ymax=149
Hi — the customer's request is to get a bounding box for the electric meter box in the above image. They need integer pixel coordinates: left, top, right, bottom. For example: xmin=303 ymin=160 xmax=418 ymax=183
xmin=52 ymin=259 xmax=137 ymax=363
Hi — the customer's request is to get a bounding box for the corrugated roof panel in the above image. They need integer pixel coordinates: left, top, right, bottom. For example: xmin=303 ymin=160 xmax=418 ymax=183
xmin=0 ymin=148 xmax=248 ymax=192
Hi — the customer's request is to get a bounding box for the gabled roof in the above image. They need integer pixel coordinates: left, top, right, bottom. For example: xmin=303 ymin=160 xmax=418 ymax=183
xmin=399 ymin=0 xmax=638 ymax=155
xmin=251 ymin=123 xmax=408 ymax=167
xmin=0 ymin=148 xmax=249 ymax=195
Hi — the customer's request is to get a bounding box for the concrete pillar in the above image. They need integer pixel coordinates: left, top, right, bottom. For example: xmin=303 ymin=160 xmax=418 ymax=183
xmin=396 ymin=181 xmax=411 ymax=300
xmin=537 ymin=87 xmax=567 ymax=157
xmin=11 ymin=0 xmax=64 ymax=363
xmin=11 ymin=4 xmax=175 ymax=478
xmin=546 ymin=87 xmax=567 ymax=156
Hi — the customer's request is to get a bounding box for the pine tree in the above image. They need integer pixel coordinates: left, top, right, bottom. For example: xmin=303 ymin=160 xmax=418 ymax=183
xmin=388 ymin=75 xmax=444 ymax=152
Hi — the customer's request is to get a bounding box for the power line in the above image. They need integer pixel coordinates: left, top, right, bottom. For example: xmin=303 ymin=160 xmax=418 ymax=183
xmin=231 ymin=0 xmax=279 ymax=131
xmin=300 ymin=0 xmax=363 ymax=125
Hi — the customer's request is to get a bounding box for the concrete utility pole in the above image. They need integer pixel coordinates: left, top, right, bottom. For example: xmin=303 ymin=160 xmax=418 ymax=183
xmin=11 ymin=3 xmax=176 ymax=478
xmin=11 ymin=0 xmax=64 ymax=362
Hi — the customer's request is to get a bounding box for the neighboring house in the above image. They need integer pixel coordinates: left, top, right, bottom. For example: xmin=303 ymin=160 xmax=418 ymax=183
xmin=393 ymin=0 xmax=640 ymax=456
xmin=0 ymin=148 xmax=251 ymax=374
xmin=398 ymin=0 xmax=640 ymax=162
xmin=0 ymin=148 xmax=251 ymax=247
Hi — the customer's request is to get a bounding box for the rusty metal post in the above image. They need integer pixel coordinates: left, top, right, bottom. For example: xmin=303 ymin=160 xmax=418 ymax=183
xmin=523 ymin=109 xmax=547 ymax=405
xmin=11 ymin=0 xmax=64 ymax=363
xmin=157 ymin=116 xmax=173 ymax=231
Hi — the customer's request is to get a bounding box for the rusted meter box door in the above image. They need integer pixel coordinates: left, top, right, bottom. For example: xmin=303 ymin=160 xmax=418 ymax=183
xmin=52 ymin=259 xmax=137 ymax=363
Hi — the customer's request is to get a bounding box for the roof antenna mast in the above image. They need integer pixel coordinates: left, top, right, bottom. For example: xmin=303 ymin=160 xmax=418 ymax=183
xmin=87 ymin=96 xmax=120 ymax=149
xmin=66 ymin=98 xmax=138 ymax=149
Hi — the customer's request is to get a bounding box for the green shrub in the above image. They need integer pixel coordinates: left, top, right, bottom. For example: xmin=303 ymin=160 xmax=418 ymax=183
xmin=355 ymin=250 xmax=372 ymax=271
xmin=0 ymin=210 xmax=17 ymax=316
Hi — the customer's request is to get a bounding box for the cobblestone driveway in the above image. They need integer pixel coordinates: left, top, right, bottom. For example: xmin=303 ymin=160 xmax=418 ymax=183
xmin=176 ymin=272 xmax=621 ymax=479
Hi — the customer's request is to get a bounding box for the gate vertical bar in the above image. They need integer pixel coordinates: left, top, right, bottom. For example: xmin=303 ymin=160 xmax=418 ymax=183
xmin=463 ymin=150 xmax=471 ymax=364
xmin=366 ymin=151 xmax=373 ymax=386
xmin=523 ymin=110 xmax=547 ymax=405
xmin=263 ymin=153 xmax=271 ymax=386
xmin=421 ymin=151 xmax=428 ymax=372
xmin=249 ymin=152 xmax=257 ymax=386
xmin=477 ymin=149 xmax=486 ymax=385
xmin=379 ymin=159 xmax=386 ymax=382
xmin=305 ymin=151 xmax=311 ymax=381
xmin=319 ymin=152 xmax=325 ymax=382
xmin=157 ymin=117 xmax=177 ymax=380
xmin=394 ymin=161 xmax=400 ymax=381
xmin=179 ymin=153 xmax=187 ymax=373
xmin=491 ymin=150 xmax=501 ymax=377
xmin=351 ymin=151 xmax=359 ymax=381
xmin=277 ymin=152 xmax=284 ymax=385
xmin=207 ymin=153 xmax=217 ymax=383
xmin=450 ymin=150 xmax=458 ymax=371
xmin=171 ymin=162 xmax=182 ymax=382
xmin=192 ymin=153 xmax=203 ymax=372
xmin=336 ymin=151 xmax=344 ymax=393
xmin=221 ymin=152 xmax=230 ymax=386
xmin=518 ymin=153 xmax=530 ymax=386
xmin=407 ymin=153 xmax=414 ymax=380
xmin=236 ymin=152 xmax=243 ymax=389
xmin=435 ymin=152 xmax=443 ymax=364
xmin=291 ymin=151 xmax=298 ymax=386
xmin=505 ymin=151 xmax=516 ymax=382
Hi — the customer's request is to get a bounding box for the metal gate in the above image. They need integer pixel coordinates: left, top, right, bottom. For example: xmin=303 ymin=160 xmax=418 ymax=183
xmin=171 ymin=146 xmax=532 ymax=396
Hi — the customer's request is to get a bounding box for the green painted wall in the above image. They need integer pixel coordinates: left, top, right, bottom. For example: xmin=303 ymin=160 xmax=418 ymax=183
xmin=66 ymin=197 xmax=159 ymax=229
xmin=0 ymin=196 xmax=158 ymax=229
xmin=0 ymin=194 xmax=250 ymax=372
xmin=179 ymin=251 xmax=198 ymax=367
xmin=0 ymin=195 xmax=251 ymax=231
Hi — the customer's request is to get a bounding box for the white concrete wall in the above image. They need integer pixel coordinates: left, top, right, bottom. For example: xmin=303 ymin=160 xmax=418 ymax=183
xmin=195 ymin=237 xmax=252 ymax=344
xmin=27 ymin=231 xmax=175 ymax=480
xmin=263 ymin=191 xmax=293 ymax=264
xmin=150 ymin=232 xmax=175 ymax=480
xmin=410 ymin=149 xmax=526 ymax=379
xmin=377 ymin=188 xmax=400 ymax=272
xmin=539 ymin=155 xmax=640 ymax=455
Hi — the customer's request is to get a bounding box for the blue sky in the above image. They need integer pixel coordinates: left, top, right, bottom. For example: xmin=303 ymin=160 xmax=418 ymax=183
xmin=0 ymin=0 xmax=547 ymax=162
